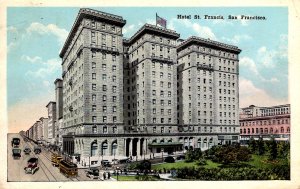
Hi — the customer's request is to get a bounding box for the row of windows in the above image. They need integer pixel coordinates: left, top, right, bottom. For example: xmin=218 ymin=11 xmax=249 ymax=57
xmin=91 ymin=94 xmax=117 ymax=102
xmin=92 ymin=63 xmax=117 ymax=71
xmin=91 ymin=105 xmax=117 ymax=113
xmin=240 ymin=119 xmax=290 ymax=126
xmin=92 ymin=116 xmax=117 ymax=123
xmin=240 ymin=127 xmax=290 ymax=134
xmin=92 ymin=73 xmax=117 ymax=81
xmin=92 ymin=84 xmax=117 ymax=92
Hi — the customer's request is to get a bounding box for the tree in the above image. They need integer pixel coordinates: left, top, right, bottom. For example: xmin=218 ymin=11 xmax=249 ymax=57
xmin=248 ymin=137 xmax=257 ymax=153
xmin=267 ymin=137 xmax=278 ymax=160
xmin=257 ymin=137 xmax=265 ymax=155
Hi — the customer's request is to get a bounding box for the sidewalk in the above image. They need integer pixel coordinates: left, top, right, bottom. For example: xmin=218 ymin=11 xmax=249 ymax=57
xmin=159 ymin=173 xmax=175 ymax=181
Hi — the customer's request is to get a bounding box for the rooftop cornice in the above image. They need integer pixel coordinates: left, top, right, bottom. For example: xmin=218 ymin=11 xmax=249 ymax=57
xmin=177 ymin=36 xmax=241 ymax=54
xmin=59 ymin=8 xmax=126 ymax=58
xmin=126 ymin=24 xmax=180 ymax=45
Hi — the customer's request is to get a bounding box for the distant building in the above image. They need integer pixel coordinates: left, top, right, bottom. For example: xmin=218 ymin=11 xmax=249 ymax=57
xmin=54 ymin=78 xmax=63 ymax=148
xmin=239 ymin=104 xmax=290 ymax=144
xmin=39 ymin=117 xmax=49 ymax=145
xmin=46 ymin=101 xmax=56 ymax=144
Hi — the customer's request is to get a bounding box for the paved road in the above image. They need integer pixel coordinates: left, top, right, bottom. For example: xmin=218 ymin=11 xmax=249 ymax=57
xmin=8 ymin=133 xmax=76 ymax=182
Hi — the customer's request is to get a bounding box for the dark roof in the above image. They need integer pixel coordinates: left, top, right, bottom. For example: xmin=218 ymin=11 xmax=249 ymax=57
xmin=126 ymin=24 xmax=180 ymax=46
xmin=60 ymin=8 xmax=126 ymax=58
xmin=177 ymin=36 xmax=241 ymax=54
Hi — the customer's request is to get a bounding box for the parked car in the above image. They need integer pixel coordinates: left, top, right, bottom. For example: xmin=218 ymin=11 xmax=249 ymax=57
xmin=11 ymin=138 xmax=20 ymax=148
xmin=176 ymin=155 xmax=185 ymax=160
xmin=117 ymin=158 xmax=132 ymax=164
xmin=34 ymin=147 xmax=42 ymax=154
xmin=24 ymin=147 xmax=31 ymax=155
xmin=12 ymin=148 xmax=21 ymax=159
xmin=164 ymin=156 xmax=175 ymax=163
xmin=24 ymin=158 xmax=39 ymax=174
xmin=101 ymin=160 xmax=112 ymax=167
xmin=86 ymin=167 xmax=100 ymax=179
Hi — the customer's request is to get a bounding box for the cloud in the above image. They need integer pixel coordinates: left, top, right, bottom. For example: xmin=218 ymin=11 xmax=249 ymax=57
xmin=239 ymin=56 xmax=280 ymax=83
xmin=240 ymin=57 xmax=259 ymax=75
xmin=123 ymin=24 xmax=136 ymax=35
xmin=26 ymin=22 xmax=68 ymax=45
xmin=221 ymin=34 xmax=251 ymax=45
xmin=26 ymin=57 xmax=61 ymax=78
xmin=239 ymin=78 xmax=288 ymax=108
xmin=169 ymin=18 xmax=217 ymax=40
xmin=21 ymin=55 xmax=42 ymax=63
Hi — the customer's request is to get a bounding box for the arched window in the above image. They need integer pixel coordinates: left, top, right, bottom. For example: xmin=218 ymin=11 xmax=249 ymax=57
xmin=101 ymin=141 xmax=108 ymax=155
xmin=281 ymin=127 xmax=284 ymax=133
xmin=287 ymin=127 xmax=290 ymax=133
xmin=197 ymin=138 xmax=201 ymax=148
xmin=264 ymin=128 xmax=268 ymax=134
xmin=112 ymin=141 xmax=117 ymax=156
xmin=270 ymin=128 xmax=273 ymax=133
xmin=91 ymin=142 xmax=97 ymax=156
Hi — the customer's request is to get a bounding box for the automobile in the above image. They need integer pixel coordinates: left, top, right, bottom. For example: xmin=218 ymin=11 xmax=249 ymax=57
xmin=12 ymin=148 xmax=21 ymax=159
xmin=24 ymin=147 xmax=31 ymax=155
xmin=176 ymin=155 xmax=185 ymax=160
xmin=24 ymin=158 xmax=39 ymax=174
xmin=117 ymin=158 xmax=132 ymax=164
xmin=101 ymin=160 xmax=112 ymax=167
xmin=34 ymin=147 xmax=42 ymax=154
xmin=164 ymin=156 xmax=175 ymax=163
xmin=11 ymin=138 xmax=20 ymax=148
xmin=86 ymin=167 xmax=100 ymax=179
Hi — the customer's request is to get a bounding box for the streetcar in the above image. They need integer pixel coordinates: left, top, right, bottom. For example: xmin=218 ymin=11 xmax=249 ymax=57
xmin=24 ymin=157 xmax=39 ymax=174
xmin=51 ymin=153 xmax=63 ymax=167
xmin=11 ymin=138 xmax=20 ymax=148
xmin=58 ymin=160 xmax=78 ymax=178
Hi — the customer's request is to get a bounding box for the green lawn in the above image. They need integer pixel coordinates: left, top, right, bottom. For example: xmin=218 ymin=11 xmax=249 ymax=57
xmin=202 ymin=160 xmax=221 ymax=169
xmin=244 ymin=154 xmax=288 ymax=169
xmin=152 ymin=161 xmax=198 ymax=170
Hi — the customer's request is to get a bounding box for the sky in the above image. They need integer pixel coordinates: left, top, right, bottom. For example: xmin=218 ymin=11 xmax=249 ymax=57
xmin=7 ymin=7 xmax=288 ymax=133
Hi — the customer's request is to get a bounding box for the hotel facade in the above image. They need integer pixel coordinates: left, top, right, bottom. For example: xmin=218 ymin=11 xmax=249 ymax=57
xmin=59 ymin=8 xmax=241 ymax=165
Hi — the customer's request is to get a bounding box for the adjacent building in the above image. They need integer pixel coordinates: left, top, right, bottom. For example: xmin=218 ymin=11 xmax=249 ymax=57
xmin=239 ymin=104 xmax=290 ymax=144
xmin=59 ymin=8 xmax=242 ymax=166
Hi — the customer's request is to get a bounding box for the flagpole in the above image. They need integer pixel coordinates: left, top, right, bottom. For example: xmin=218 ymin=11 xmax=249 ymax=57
xmin=156 ymin=13 xmax=157 ymax=26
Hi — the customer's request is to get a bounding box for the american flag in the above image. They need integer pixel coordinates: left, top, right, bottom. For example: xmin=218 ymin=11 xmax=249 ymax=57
xmin=156 ymin=13 xmax=167 ymax=28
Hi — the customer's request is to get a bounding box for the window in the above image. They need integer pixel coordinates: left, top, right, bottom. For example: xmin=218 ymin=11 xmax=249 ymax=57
xmin=112 ymin=65 xmax=116 ymax=71
xmin=161 ymin=126 xmax=164 ymax=133
xmin=92 ymin=84 xmax=96 ymax=90
xmin=102 ymin=53 xmax=106 ymax=59
xmin=92 ymin=62 xmax=96 ymax=69
xmin=92 ymin=73 xmax=96 ymax=79
xmin=112 ymin=75 xmax=116 ymax=82
xmin=112 ymin=55 xmax=116 ymax=61
xmin=103 ymin=95 xmax=107 ymax=101
xmin=92 ymin=105 xmax=96 ymax=112
xmin=102 ymin=64 xmax=106 ymax=70
xmin=113 ymin=116 xmax=117 ymax=123
xmin=103 ymin=116 xmax=107 ymax=123
xmin=112 ymin=96 xmax=116 ymax=102
xmin=92 ymin=126 xmax=97 ymax=133
xmin=152 ymin=99 xmax=156 ymax=104
xmin=112 ymin=86 xmax=117 ymax=93
xmin=103 ymin=85 xmax=107 ymax=91
xmin=153 ymin=118 xmax=156 ymax=123
xmin=153 ymin=108 xmax=156 ymax=114
xmin=92 ymin=116 xmax=97 ymax=123
xmin=103 ymin=106 xmax=107 ymax=113
xmin=113 ymin=106 xmax=117 ymax=112
xmin=92 ymin=94 xmax=96 ymax=101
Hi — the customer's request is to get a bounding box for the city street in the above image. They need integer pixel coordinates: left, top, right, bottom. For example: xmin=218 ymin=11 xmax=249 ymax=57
xmin=8 ymin=133 xmax=83 ymax=182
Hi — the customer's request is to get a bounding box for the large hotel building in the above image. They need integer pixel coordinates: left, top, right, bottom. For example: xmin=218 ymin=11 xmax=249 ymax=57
xmin=59 ymin=8 xmax=241 ymax=164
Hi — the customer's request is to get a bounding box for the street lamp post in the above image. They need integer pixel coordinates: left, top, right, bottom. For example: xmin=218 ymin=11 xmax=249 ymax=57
xmin=161 ymin=149 xmax=164 ymax=162
xmin=116 ymin=166 xmax=120 ymax=181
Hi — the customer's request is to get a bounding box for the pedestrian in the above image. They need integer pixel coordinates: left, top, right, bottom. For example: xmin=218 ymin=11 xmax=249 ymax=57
xmin=103 ymin=172 xmax=106 ymax=180
xmin=107 ymin=172 xmax=111 ymax=179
